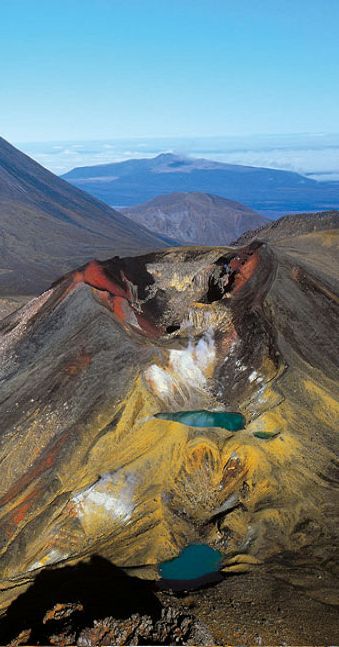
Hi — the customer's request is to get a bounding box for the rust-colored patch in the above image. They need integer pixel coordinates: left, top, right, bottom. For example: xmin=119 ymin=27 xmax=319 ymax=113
xmin=73 ymin=260 xmax=127 ymax=298
xmin=112 ymin=295 xmax=130 ymax=323
xmin=0 ymin=434 xmax=68 ymax=509
xmin=220 ymin=325 xmax=238 ymax=354
xmin=1 ymin=485 xmax=42 ymax=544
xmin=229 ymin=256 xmax=242 ymax=272
xmin=43 ymin=601 xmax=84 ymax=624
xmin=221 ymin=454 xmax=244 ymax=487
xmin=94 ymin=284 xmax=163 ymax=338
xmin=233 ymin=251 xmax=260 ymax=292
xmin=95 ymin=290 xmax=132 ymax=327
xmin=70 ymin=261 xmax=163 ymax=339
xmin=291 ymin=265 xmax=303 ymax=282
xmin=135 ymin=312 xmax=163 ymax=338
xmin=65 ymin=351 xmax=92 ymax=376
xmin=12 ymin=501 xmax=31 ymax=525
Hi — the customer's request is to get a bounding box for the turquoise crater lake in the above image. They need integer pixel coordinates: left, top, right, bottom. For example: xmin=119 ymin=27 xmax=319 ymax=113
xmin=154 ymin=409 xmax=245 ymax=431
xmin=159 ymin=544 xmax=223 ymax=581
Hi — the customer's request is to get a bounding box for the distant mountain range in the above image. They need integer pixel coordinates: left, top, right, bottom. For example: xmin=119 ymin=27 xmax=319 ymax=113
xmin=0 ymin=138 xmax=166 ymax=295
xmin=62 ymin=152 xmax=339 ymax=217
xmin=121 ymin=192 xmax=269 ymax=245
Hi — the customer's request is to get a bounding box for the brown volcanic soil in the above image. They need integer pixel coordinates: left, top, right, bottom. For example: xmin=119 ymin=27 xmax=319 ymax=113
xmin=1 ymin=564 xmax=338 ymax=645
xmin=163 ymin=568 xmax=339 ymax=646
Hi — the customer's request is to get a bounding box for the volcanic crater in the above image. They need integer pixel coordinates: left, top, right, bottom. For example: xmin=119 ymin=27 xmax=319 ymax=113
xmin=0 ymin=212 xmax=338 ymax=643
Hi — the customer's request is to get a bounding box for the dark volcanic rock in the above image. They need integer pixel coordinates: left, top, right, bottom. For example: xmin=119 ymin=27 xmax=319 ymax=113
xmin=0 ymin=557 xmax=214 ymax=646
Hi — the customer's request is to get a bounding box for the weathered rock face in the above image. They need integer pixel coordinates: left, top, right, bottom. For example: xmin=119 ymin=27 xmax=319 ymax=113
xmin=0 ymin=213 xmax=338 ymax=613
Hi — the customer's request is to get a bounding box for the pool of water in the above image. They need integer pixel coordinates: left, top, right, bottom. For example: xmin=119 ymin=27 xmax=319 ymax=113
xmin=253 ymin=430 xmax=280 ymax=439
xmin=159 ymin=543 xmax=223 ymax=581
xmin=154 ymin=409 xmax=245 ymax=431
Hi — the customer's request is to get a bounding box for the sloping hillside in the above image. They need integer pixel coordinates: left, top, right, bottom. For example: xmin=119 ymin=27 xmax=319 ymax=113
xmin=0 ymin=138 xmax=166 ymax=295
xmin=121 ymin=191 xmax=269 ymax=245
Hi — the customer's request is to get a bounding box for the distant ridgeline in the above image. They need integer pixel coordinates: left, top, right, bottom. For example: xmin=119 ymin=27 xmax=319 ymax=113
xmin=62 ymin=152 xmax=339 ymax=217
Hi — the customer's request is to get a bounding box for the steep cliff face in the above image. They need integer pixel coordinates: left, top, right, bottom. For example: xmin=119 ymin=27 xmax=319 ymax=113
xmin=0 ymin=213 xmax=338 ymax=614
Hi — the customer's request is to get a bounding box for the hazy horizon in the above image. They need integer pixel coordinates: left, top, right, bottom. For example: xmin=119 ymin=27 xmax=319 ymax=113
xmin=16 ymin=133 xmax=339 ymax=181
xmin=3 ymin=2 xmax=339 ymax=182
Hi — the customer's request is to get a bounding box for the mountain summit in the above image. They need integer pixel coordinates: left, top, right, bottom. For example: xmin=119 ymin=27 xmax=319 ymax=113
xmin=62 ymin=152 xmax=339 ymax=216
xmin=121 ymin=192 xmax=269 ymax=245
xmin=0 ymin=138 xmax=166 ymax=295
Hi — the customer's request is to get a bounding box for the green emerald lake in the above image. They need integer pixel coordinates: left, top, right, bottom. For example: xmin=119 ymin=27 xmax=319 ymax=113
xmin=154 ymin=409 xmax=245 ymax=431
xmin=159 ymin=543 xmax=223 ymax=581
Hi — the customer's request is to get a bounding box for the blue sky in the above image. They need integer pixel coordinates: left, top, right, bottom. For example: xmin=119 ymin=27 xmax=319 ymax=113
xmin=1 ymin=0 xmax=339 ymax=142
